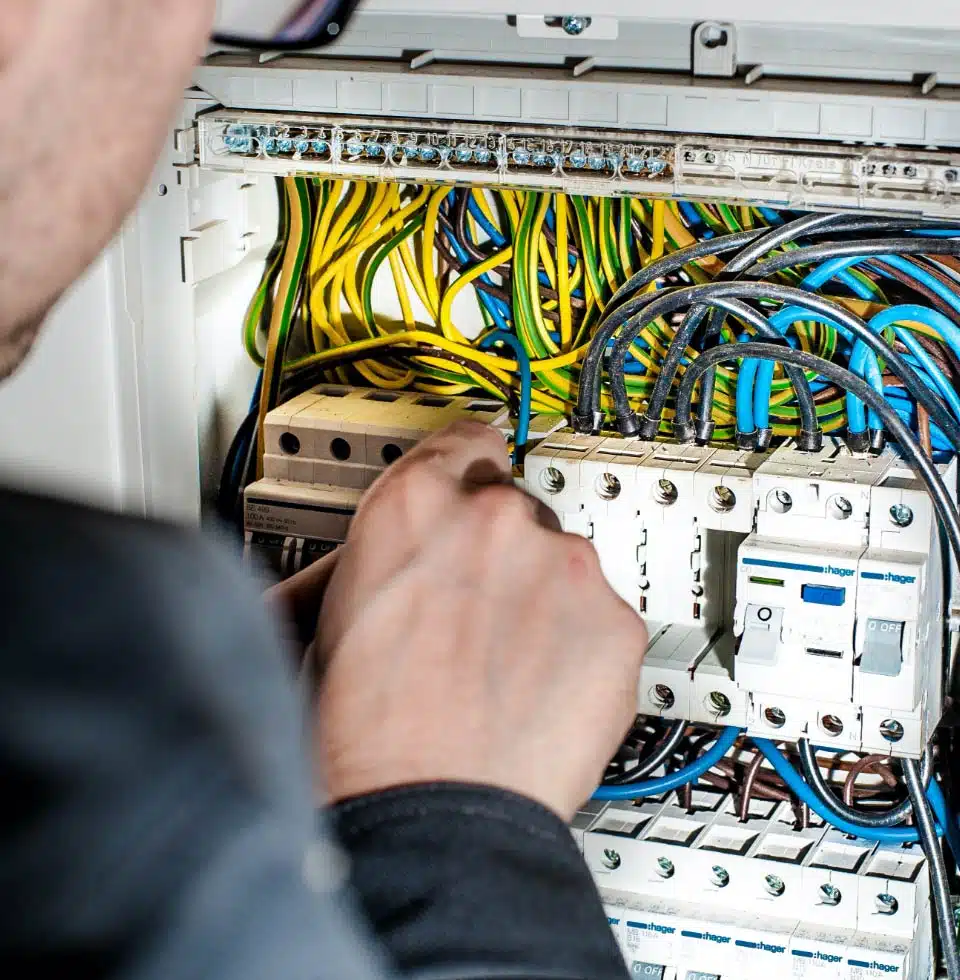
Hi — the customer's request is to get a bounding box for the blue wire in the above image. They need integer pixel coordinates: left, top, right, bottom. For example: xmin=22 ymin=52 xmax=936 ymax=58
xmin=467 ymin=195 xmax=507 ymax=247
xmin=753 ymin=738 xmax=955 ymax=844
xmin=592 ymin=726 xmax=742 ymax=800
xmin=679 ymin=201 xmax=702 ymax=228
xmin=737 ymin=306 xmax=848 ymax=433
xmin=439 ymin=225 xmax=512 ymax=330
xmin=250 ymin=370 xmax=263 ymax=411
xmin=757 ymin=207 xmax=783 ymax=225
xmin=846 ymin=306 xmax=960 ymax=433
xmin=908 ymin=228 xmax=960 ymax=237
xmin=477 ymin=330 xmax=530 ymax=461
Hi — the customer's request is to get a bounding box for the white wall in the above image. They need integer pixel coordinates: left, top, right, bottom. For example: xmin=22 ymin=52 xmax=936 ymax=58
xmin=0 ymin=255 xmax=130 ymax=511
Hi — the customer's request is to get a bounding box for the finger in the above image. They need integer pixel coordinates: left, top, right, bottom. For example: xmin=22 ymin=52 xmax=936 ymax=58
xmin=265 ymin=549 xmax=340 ymax=647
xmin=358 ymin=419 xmax=510 ymax=518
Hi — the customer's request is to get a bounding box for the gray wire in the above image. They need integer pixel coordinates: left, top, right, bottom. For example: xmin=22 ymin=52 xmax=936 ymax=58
xmin=607 ymin=282 xmax=960 ymax=453
xmin=575 ymin=216 xmax=952 ymax=429
xmin=746 ymin=237 xmax=960 ymax=280
xmin=678 ymin=215 xmax=952 ymax=433
xmin=575 ymin=230 xmax=765 ymax=429
xmin=798 ymin=739 xmax=929 ymax=828
xmin=904 ymin=758 xmax=960 ymax=980
xmin=672 ymin=342 xmax=960 ymax=574
xmin=604 ymin=719 xmax=687 ymax=786
xmin=696 ymin=297 xmax=818 ymax=440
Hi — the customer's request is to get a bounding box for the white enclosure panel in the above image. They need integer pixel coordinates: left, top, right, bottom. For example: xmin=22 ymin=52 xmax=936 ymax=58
xmin=0 ymin=255 xmax=133 ymax=511
xmin=195 ymin=58 xmax=960 ymax=150
xmin=293 ymin=10 xmax=960 ymax=85
xmin=358 ymin=0 xmax=960 ymax=30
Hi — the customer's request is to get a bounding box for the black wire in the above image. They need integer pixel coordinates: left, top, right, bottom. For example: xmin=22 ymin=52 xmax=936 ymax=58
xmin=574 ymin=230 xmax=766 ymax=430
xmin=798 ymin=739 xmax=929 ymax=828
xmin=693 ymin=297 xmax=819 ymax=445
xmin=668 ymin=216 xmax=955 ymax=432
xmin=217 ymin=408 xmax=258 ymax=527
xmin=671 ymin=342 xmax=960 ymax=573
xmin=607 ymin=282 xmax=960 ymax=453
xmin=603 ymin=720 xmax=688 ymax=786
xmin=745 ymin=237 xmax=960 ymax=281
xmin=903 ymin=758 xmax=960 ymax=980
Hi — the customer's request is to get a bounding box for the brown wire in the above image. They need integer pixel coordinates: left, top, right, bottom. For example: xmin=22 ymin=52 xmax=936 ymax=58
xmin=739 ymin=749 xmax=768 ymax=821
xmin=842 ymin=754 xmax=900 ymax=806
xmin=918 ymin=403 xmax=934 ymax=457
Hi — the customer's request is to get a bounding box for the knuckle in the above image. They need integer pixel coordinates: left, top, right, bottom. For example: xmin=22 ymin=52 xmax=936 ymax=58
xmin=559 ymin=531 xmax=602 ymax=569
xmin=469 ymin=483 xmax=533 ymax=529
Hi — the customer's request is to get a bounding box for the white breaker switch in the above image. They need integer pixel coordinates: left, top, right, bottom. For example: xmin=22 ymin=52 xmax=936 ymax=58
xmin=526 ymin=435 xmax=956 ymax=757
xmin=579 ymin=792 xmax=933 ymax=980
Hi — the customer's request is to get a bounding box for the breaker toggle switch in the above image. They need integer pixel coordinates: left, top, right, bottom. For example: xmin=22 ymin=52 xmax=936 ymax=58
xmin=859 ymin=618 xmax=904 ymax=677
xmin=738 ymin=603 xmax=784 ymax=665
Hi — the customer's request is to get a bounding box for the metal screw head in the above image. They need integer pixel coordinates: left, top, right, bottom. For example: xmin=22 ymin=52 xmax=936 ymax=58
xmin=819 ymin=883 xmax=842 ymax=906
xmin=652 ymin=684 xmax=675 ymax=711
xmin=710 ymin=865 xmax=730 ymax=888
xmin=764 ymin=873 xmax=786 ymax=897
xmin=876 ymin=893 xmax=899 ymax=915
xmin=656 ymin=856 xmax=675 ymax=879
xmin=889 ymin=503 xmax=914 ymax=527
xmin=764 ymin=706 xmax=786 ymax=729
xmin=880 ymin=718 xmax=904 ymax=743
xmin=601 ymin=848 xmax=622 ymax=870
xmin=707 ymin=691 xmax=732 ymax=718
xmin=946 ymin=169 xmax=958 ymax=183
xmin=562 ymin=15 xmax=592 ymax=35
xmin=539 ymin=466 xmax=565 ymax=495
xmin=326 ymin=21 xmax=340 ymax=35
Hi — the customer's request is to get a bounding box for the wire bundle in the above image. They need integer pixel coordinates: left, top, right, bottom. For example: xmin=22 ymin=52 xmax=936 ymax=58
xmin=238 ymin=178 xmax=960 ymax=469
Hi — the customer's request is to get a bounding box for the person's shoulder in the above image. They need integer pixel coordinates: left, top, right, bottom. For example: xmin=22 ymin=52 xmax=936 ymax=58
xmin=0 ymin=485 xmax=256 ymax=649
xmin=0 ymin=485 xmax=235 ymax=578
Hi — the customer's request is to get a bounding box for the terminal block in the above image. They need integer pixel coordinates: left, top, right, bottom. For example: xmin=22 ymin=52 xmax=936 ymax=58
xmin=578 ymin=791 xmax=932 ymax=980
xmin=244 ymin=385 xmax=507 ymax=575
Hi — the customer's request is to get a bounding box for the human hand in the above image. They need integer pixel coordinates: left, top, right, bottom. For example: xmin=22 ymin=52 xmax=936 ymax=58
xmin=265 ymin=550 xmax=339 ymax=658
xmin=313 ymin=420 xmax=648 ymax=821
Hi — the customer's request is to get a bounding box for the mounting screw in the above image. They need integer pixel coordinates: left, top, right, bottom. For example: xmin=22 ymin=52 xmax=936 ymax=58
xmin=710 ymin=865 xmax=730 ymax=888
xmin=819 ymin=883 xmax=842 ymax=906
xmin=656 ymin=856 xmax=675 ymax=879
xmin=889 ymin=503 xmax=914 ymax=527
xmin=601 ymin=848 xmax=622 ymax=870
xmin=764 ymin=873 xmax=786 ymax=897
xmin=700 ymin=24 xmax=729 ymax=48
xmin=561 ymin=15 xmax=592 ymax=35
xmin=876 ymin=893 xmax=899 ymax=915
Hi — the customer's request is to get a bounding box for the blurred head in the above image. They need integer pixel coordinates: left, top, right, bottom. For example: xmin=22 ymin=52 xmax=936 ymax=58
xmin=0 ymin=1 xmax=216 ymax=379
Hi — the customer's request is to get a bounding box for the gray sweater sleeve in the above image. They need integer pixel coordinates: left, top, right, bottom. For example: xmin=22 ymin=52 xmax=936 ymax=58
xmin=0 ymin=489 xmax=626 ymax=980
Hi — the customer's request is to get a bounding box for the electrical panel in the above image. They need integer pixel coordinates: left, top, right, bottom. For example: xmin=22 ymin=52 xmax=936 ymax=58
xmin=10 ymin=4 xmax=960 ymax=977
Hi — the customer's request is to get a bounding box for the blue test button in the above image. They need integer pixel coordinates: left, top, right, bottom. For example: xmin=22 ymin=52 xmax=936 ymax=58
xmin=801 ymin=584 xmax=846 ymax=606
